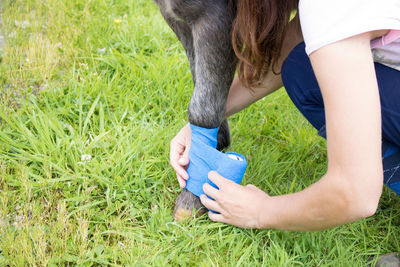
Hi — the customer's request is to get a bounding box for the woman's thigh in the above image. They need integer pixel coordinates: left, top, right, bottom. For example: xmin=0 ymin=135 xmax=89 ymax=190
xmin=281 ymin=42 xmax=400 ymax=147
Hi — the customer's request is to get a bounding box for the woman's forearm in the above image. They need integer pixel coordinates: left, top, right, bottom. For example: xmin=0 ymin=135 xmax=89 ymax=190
xmin=263 ymin=179 xmax=353 ymax=231
xmin=224 ymin=13 xmax=303 ymax=118
xmin=224 ymin=75 xmax=282 ymax=118
xmin=259 ymin=172 xmax=376 ymax=231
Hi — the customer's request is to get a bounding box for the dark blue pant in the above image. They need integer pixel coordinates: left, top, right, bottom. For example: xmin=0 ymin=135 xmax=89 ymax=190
xmin=281 ymin=42 xmax=400 ymax=195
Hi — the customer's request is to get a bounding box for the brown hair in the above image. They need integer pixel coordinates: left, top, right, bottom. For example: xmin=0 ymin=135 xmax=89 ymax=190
xmin=232 ymin=0 xmax=296 ymax=87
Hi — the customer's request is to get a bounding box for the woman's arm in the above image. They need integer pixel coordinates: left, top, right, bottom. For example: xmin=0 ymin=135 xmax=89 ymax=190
xmin=224 ymin=14 xmax=303 ymax=117
xmin=262 ymin=32 xmax=383 ymax=230
xmin=201 ymin=32 xmax=383 ymax=230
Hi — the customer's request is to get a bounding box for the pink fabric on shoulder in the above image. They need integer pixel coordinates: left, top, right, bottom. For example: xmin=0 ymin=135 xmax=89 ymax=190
xmin=371 ymin=30 xmax=400 ymax=48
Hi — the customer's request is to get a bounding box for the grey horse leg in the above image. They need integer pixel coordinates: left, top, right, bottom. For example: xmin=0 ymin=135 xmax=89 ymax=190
xmin=154 ymin=0 xmax=236 ymax=220
xmin=187 ymin=2 xmax=236 ymax=128
xmin=162 ymin=16 xmax=197 ymax=84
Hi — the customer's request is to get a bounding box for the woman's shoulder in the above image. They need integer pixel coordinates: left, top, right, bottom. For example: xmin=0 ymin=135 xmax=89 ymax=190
xmin=299 ymin=0 xmax=400 ymax=55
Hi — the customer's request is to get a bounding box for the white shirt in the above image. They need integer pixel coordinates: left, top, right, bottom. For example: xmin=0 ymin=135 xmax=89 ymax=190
xmin=299 ymin=0 xmax=400 ymax=71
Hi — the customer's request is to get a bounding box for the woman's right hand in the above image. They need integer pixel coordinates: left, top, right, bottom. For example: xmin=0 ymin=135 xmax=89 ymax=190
xmin=169 ymin=123 xmax=191 ymax=188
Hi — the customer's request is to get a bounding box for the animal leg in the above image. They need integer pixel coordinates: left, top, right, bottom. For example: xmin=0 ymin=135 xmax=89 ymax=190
xmin=154 ymin=1 xmax=196 ymax=83
xmin=155 ymin=0 xmax=236 ymax=220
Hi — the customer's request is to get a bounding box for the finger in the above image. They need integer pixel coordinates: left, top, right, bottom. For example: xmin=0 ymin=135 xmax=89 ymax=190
xmin=171 ymin=162 xmax=189 ymax=181
xmin=208 ymin=211 xmax=228 ymax=224
xmin=170 ymin=138 xmax=184 ymax=161
xmin=170 ymin=151 xmax=189 ymax=180
xmin=176 ymin=174 xmax=186 ymax=188
xmin=208 ymin=171 xmax=232 ymax=188
xmin=202 ymin=183 xmax=219 ymax=199
xmin=246 ymin=184 xmax=257 ymax=189
xmin=170 ymin=141 xmax=189 ymax=179
xmin=178 ymin=157 xmax=189 ymax=166
xmin=200 ymin=194 xmax=223 ymax=213
xmin=170 ymin=146 xmax=183 ymax=169
xmin=178 ymin=147 xmax=190 ymax=166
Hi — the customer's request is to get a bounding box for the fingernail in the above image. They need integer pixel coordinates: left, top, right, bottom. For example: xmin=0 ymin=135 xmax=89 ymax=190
xmin=180 ymin=172 xmax=187 ymax=180
xmin=178 ymin=158 xmax=185 ymax=164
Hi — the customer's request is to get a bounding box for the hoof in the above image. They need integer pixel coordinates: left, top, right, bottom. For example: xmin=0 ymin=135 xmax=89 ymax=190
xmin=173 ymin=189 xmax=207 ymax=221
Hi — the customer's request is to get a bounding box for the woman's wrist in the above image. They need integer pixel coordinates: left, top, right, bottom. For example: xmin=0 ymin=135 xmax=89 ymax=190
xmin=256 ymin=195 xmax=279 ymax=229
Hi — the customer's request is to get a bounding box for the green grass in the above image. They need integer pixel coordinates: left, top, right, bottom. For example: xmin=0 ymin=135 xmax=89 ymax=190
xmin=0 ymin=0 xmax=399 ymax=266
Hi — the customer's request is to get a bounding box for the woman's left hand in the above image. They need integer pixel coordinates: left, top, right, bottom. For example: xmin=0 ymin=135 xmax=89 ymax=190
xmin=200 ymin=171 xmax=270 ymax=229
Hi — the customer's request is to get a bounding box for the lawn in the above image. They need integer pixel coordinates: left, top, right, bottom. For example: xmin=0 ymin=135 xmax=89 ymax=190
xmin=0 ymin=0 xmax=399 ymax=266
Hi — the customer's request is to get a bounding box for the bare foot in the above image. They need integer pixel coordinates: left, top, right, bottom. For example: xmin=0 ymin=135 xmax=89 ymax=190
xmin=173 ymin=189 xmax=207 ymax=221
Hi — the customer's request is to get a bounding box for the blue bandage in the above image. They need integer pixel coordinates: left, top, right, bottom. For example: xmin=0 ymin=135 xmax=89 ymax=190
xmin=185 ymin=124 xmax=248 ymax=197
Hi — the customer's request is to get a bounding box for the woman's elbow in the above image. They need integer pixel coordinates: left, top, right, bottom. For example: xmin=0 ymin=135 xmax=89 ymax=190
xmin=354 ymin=195 xmax=380 ymax=219
xmin=344 ymin=174 xmax=383 ymax=219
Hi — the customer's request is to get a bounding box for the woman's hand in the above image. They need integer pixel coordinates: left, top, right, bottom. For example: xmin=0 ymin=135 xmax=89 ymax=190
xmin=200 ymin=171 xmax=270 ymax=229
xmin=169 ymin=124 xmax=191 ymax=188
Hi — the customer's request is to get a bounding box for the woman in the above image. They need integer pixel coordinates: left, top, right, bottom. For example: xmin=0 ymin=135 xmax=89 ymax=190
xmin=170 ymin=0 xmax=400 ymax=261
